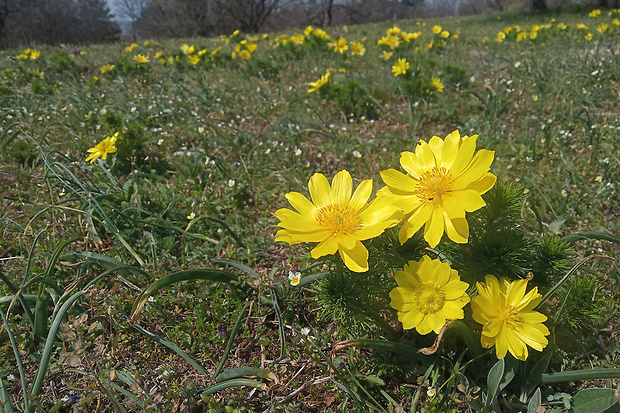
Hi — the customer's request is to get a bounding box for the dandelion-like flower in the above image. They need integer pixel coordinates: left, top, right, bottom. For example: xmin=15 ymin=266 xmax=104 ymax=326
xmin=471 ymin=275 xmax=550 ymax=361
xmin=390 ymin=256 xmax=470 ymax=334
xmin=430 ymin=77 xmax=444 ymax=93
xmin=133 ymin=54 xmax=149 ymax=63
xmin=351 ymin=41 xmax=366 ymax=56
xmin=432 ymin=25 xmax=442 ymax=34
xmin=379 ymin=130 xmax=496 ymax=247
xmin=275 ymin=170 xmax=402 ymax=272
xmin=392 ymin=58 xmax=409 ymax=77
xmin=85 ymin=132 xmax=119 ymax=163
xmin=307 ymin=72 xmax=330 ymax=93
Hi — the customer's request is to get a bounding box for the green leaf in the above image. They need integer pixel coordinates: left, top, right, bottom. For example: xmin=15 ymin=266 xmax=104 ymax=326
xmin=527 ymin=388 xmax=542 ymax=413
xmin=572 ymin=388 xmax=619 ymax=413
xmin=525 ymin=368 xmax=620 ymax=384
xmin=564 ymin=231 xmax=620 ymax=244
xmin=212 ymin=259 xmax=260 ymax=278
xmin=130 ymin=269 xmax=249 ymax=324
xmin=486 ymin=358 xmax=505 ymax=410
xmin=215 ymin=367 xmax=276 ymax=383
xmin=200 ymin=379 xmax=266 ymax=397
xmin=547 ymin=217 xmax=570 ymax=234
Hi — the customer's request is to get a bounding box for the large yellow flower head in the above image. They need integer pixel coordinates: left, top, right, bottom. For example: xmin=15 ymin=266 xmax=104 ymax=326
xmin=275 ymin=170 xmax=402 ymax=272
xmin=85 ymin=132 xmax=119 ymax=163
xmin=471 ymin=275 xmax=550 ymax=361
xmin=390 ymin=256 xmax=470 ymax=335
xmin=379 ymin=130 xmax=496 ymax=248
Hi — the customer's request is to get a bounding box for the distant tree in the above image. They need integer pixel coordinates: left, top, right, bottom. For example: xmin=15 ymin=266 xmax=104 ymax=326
xmin=4 ymin=0 xmax=119 ymax=47
xmin=76 ymin=0 xmax=122 ymax=43
xmin=213 ymin=0 xmax=280 ymax=33
xmin=530 ymin=0 xmax=547 ymax=12
xmin=0 ymin=0 xmax=39 ymax=48
xmin=137 ymin=0 xmax=215 ymax=39
xmin=115 ymin=0 xmax=151 ymax=41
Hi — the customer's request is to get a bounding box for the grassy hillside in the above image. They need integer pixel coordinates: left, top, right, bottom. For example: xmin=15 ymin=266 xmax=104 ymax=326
xmin=0 ymin=5 xmax=619 ymax=412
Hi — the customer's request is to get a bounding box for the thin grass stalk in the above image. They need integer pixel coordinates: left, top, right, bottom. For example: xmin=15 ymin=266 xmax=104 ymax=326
xmin=214 ymin=302 xmax=250 ymax=377
xmin=118 ymin=312 xmax=208 ymax=375
xmin=268 ymin=289 xmax=286 ymax=365
xmin=0 ymin=307 xmax=30 ymax=412
xmin=0 ymin=270 xmax=35 ymax=329
xmin=306 ymin=336 xmax=361 ymax=405
xmin=538 ymin=256 xmax=591 ymax=307
xmin=30 ymin=290 xmax=85 ymax=399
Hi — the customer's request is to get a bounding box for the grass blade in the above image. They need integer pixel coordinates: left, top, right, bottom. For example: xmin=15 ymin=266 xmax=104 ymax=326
xmin=130 ymin=269 xmax=249 ymax=324
xmin=214 ymin=302 xmax=249 ymax=377
xmin=215 ymin=367 xmax=276 ymax=383
xmin=200 ymin=379 xmax=266 ymax=396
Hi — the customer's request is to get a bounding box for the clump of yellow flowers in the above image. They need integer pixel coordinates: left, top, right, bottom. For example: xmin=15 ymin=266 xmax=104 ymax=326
xmin=275 ymin=130 xmax=550 ymax=360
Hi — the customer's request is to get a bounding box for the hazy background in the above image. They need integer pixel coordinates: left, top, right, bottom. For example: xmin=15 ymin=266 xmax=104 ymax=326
xmin=0 ymin=0 xmax=611 ymax=49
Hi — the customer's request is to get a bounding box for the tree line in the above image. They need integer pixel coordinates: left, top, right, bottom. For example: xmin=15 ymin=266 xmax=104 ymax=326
xmin=1 ymin=0 xmax=617 ymax=49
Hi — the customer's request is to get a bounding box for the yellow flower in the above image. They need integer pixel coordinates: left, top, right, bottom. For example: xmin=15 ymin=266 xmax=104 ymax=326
xmin=30 ymin=50 xmax=40 ymax=59
xmin=589 ymin=9 xmax=601 ymax=17
xmin=496 ymin=32 xmax=506 ymax=43
xmin=440 ymin=30 xmax=450 ymax=39
xmin=432 ymin=25 xmax=442 ymax=34
xmin=188 ymin=54 xmax=200 ymax=65
xmin=378 ymin=35 xmax=400 ymax=49
xmin=16 ymin=54 xmax=28 ymax=60
xmin=307 ymin=72 xmax=330 ymax=93
xmin=585 ymin=32 xmax=593 ymax=40
xmin=275 ymin=170 xmax=401 ymax=272
xmin=86 ymin=132 xmax=119 ymax=163
xmin=351 ymin=41 xmax=366 ymax=56
xmin=329 ymin=37 xmax=348 ymax=53
xmin=390 ymin=256 xmax=470 ymax=334
xmin=516 ymin=31 xmax=527 ymax=42
xmin=181 ymin=44 xmax=195 ymax=55
xmin=133 ymin=54 xmax=149 ymax=63
xmin=382 ymin=51 xmax=393 ymax=60
xmin=304 ymin=25 xmax=314 ymax=36
xmin=100 ymin=64 xmax=115 ymax=74
xmin=239 ymin=49 xmax=252 ymax=60
xmin=430 ymin=77 xmax=444 ymax=93
xmin=379 ymin=130 xmax=496 ymax=247
xmin=576 ymin=23 xmax=588 ymax=30
xmin=471 ymin=275 xmax=550 ymax=361
xmin=392 ymin=58 xmax=409 ymax=77
xmin=387 ymin=25 xmax=402 ymax=36
xmin=597 ymin=23 xmax=609 ymax=33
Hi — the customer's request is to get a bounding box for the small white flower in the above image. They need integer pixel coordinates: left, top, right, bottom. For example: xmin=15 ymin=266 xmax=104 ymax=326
xmin=147 ymin=296 xmax=155 ymax=302
xmin=187 ymin=212 xmax=195 ymax=220
xmin=265 ymin=148 xmax=271 ymax=154
xmin=288 ymin=271 xmax=301 ymax=286
xmin=228 ymin=178 xmax=236 ymax=187
xmin=427 ymin=387 xmax=437 ymax=398
xmin=198 ymin=126 xmax=204 ymax=134
xmin=7 ymin=374 xmax=15 ymax=381
xmin=352 ymin=150 xmax=362 ymax=158
xmin=130 ymin=106 xmax=137 ymax=113
xmin=157 ymin=138 xmax=164 ymax=145
xmin=591 ymin=70 xmax=599 ymax=76
xmin=300 ymin=327 xmax=310 ymax=335
xmin=514 ymin=61 xmax=521 ymax=68
xmin=295 ymin=148 xmax=302 ymax=156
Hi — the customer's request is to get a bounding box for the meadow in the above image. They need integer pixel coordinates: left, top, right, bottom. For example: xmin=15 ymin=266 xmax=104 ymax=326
xmin=0 ymin=4 xmax=619 ymax=412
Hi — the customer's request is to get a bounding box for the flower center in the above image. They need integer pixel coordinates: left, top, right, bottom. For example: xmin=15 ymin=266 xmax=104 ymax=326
xmin=414 ymin=284 xmax=446 ymax=314
xmin=499 ymin=305 xmax=521 ymax=328
xmin=414 ymin=167 xmax=452 ymax=204
xmin=315 ymin=204 xmax=362 ymax=235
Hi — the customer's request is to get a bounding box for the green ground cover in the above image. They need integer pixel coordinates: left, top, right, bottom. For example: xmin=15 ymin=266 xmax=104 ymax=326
xmin=0 ymin=4 xmax=619 ymax=412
